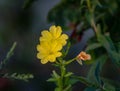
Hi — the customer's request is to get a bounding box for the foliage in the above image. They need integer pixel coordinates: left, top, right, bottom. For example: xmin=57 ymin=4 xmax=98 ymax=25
xmin=4 ymin=73 xmax=33 ymax=82
xmin=48 ymin=0 xmax=120 ymax=42
xmin=0 ymin=42 xmax=17 ymax=70
xmin=0 ymin=42 xmax=33 ymax=82
xmin=46 ymin=0 xmax=120 ymax=91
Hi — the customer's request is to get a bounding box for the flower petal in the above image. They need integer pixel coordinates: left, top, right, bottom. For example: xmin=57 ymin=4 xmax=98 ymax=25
xmin=49 ymin=25 xmax=57 ymax=38
xmin=37 ymin=44 xmax=48 ymax=54
xmin=55 ymin=52 xmax=62 ymax=57
xmin=40 ymin=37 xmax=47 ymax=41
xmin=56 ymin=26 xmax=62 ymax=38
xmin=48 ymin=55 xmax=56 ymax=62
xmin=58 ymin=34 xmax=68 ymax=46
xmin=36 ymin=44 xmax=41 ymax=51
xmin=60 ymin=34 xmax=68 ymax=40
xmin=51 ymin=41 xmax=62 ymax=52
xmin=41 ymin=30 xmax=52 ymax=40
xmin=41 ymin=58 xmax=48 ymax=64
xmin=37 ymin=52 xmax=47 ymax=59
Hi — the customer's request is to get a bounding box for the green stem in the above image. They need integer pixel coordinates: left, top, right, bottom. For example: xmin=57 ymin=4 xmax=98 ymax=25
xmin=59 ymin=59 xmax=73 ymax=91
xmin=60 ymin=60 xmax=65 ymax=90
xmin=65 ymin=58 xmax=76 ymax=65
xmin=86 ymin=0 xmax=97 ymax=33
xmin=87 ymin=0 xmax=91 ymax=11
xmin=63 ymin=41 xmax=71 ymax=57
xmin=91 ymin=18 xmax=97 ymax=33
xmin=56 ymin=57 xmax=74 ymax=91
xmin=0 ymin=42 xmax=17 ymax=70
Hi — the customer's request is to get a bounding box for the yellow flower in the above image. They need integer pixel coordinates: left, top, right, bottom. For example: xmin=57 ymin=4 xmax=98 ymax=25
xmin=37 ymin=42 xmax=62 ymax=64
xmin=40 ymin=25 xmax=68 ymax=46
xmin=37 ymin=25 xmax=68 ymax=64
xmin=77 ymin=51 xmax=91 ymax=61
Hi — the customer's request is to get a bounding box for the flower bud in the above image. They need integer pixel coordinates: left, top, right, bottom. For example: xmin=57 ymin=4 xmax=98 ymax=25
xmin=77 ymin=51 xmax=91 ymax=61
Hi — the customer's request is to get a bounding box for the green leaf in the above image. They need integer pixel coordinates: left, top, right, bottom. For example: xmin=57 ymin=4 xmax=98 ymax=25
xmin=103 ymin=83 xmax=115 ymax=91
xmin=101 ymin=77 xmax=120 ymax=91
xmin=81 ymin=0 xmax=86 ymax=5
xmin=87 ymin=55 xmax=107 ymax=86
xmin=96 ymin=25 xmax=116 ymax=52
xmin=47 ymin=78 xmax=56 ymax=82
xmin=110 ymin=51 xmax=120 ymax=66
xmin=64 ymin=72 xmax=73 ymax=77
xmin=71 ymin=76 xmax=92 ymax=86
xmin=52 ymin=70 xmax=60 ymax=79
xmin=105 ymin=35 xmax=116 ymax=51
xmin=94 ymin=61 xmax=104 ymax=87
xmin=94 ymin=62 xmax=101 ymax=84
xmin=63 ymin=84 xmax=71 ymax=91
xmin=55 ymin=87 xmax=61 ymax=91
xmin=63 ymin=41 xmax=71 ymax=57
xmin=96 ymin=26 xmax=120 ymax=67
xmin=85 ymin=12 xmax=93 ymax=24
xmin=28 ymin=74 xmax=34 ymax=78
xmin=85 ymin=43 xmax=102 ymax=51
xmin=96 ymin=0 xmax=102 ymax=7
xmin=11 ymin=73 xmax=17 ymax=77
xmin=68 ymin=78 xmax=78 ymax=85
xmin=4 ymin=73 xmax=33 ymax=82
